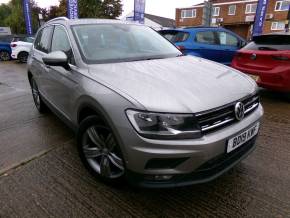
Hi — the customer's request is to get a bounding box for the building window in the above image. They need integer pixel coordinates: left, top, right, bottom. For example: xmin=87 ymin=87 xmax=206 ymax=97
xmin=245 ymin=3 xmax=257 ymax=14
xmin=181 ymin=9 xmax=196 ymax=18
xmin=212 ymin=7 xmax=220 ymax=16
xmin=271 ymin=21 xmax=286 ymax=30
xmin=275 ymin=1 xmax=290 ymax=11
xmin=228 ymin=5 xmax=236 ymax=15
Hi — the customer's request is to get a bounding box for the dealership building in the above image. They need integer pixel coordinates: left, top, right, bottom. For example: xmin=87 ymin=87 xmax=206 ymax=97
xmin=176 ymin=0 xmax=290 ymax=39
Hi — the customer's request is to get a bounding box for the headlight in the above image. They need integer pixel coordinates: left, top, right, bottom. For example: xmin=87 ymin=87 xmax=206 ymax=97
xmin=126 ymin=110 xmax=202 ymax=139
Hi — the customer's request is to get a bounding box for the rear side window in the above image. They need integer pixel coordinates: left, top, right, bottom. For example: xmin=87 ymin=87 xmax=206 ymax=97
xmin=243 ymin=35 xmax=290 ymax=51
xmin=0 ymin=36 xmax=13 ymax=43
xmin=195 ymin=31 xmax=216 ymax=44
xmin=160 ymin=31 xmax=189 ymax=43
xmin=25 ymin=37 xmax=34 ymax=43
xmin=34 ymin=26 xmax=54 ymax=53
xmin=217 ymin=32 xmax=239 ymax=47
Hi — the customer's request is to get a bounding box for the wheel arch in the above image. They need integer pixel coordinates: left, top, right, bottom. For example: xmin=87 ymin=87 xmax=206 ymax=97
xmin=76 ymin=97 xmax=128 ymax=160
xmin=17 ymin=50 xmax=29 ymax=59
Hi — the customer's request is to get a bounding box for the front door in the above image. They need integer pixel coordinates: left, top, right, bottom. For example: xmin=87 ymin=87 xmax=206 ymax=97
xmin=45 ymin=25 xmax=78 ymax=120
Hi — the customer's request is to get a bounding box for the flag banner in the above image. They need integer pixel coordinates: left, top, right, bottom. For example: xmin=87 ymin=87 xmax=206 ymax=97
xmin=67 ymin=0 xmax=78 ymax=19
xmin=252 ymin=0 xmax=269 ymax=36
xmin=134 ymin=0 xmax=146 ymax=24
xmin=22 ymin=0 xmax=33 ymax=35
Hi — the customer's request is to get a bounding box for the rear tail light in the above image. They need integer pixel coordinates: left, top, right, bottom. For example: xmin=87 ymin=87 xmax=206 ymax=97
xmin=271 ymin=55 xmax=290 ymax=61
xmin=176 ymin=45 xmax=185 ymax=52
xmin=10 ymin=43 xmax=17 ymax=48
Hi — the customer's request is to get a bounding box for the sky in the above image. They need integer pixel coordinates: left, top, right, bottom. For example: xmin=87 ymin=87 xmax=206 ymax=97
xmin=0 ymin=0 xmax=204 ymax=19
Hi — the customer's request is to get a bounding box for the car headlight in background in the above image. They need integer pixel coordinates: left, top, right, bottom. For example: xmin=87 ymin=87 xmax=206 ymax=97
xmin=126 ymin=110 xmax=202 ymax=139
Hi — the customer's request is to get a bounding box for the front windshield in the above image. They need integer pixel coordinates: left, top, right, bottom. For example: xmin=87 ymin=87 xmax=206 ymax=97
xmin=72 ymin=24 xmax=181 ymax=64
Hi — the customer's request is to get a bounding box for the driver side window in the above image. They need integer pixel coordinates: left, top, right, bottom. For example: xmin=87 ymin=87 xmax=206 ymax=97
xmin=51 ymin=25 xmax=75 ymax=65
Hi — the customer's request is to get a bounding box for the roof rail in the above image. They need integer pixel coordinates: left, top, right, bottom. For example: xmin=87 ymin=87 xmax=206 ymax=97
xmin=47 ymin=17 xmax=69 ymax=23
xmin=182 ymin=26 xmax=220 ymax=29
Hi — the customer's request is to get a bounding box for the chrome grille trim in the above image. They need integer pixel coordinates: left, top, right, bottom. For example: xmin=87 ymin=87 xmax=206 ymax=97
xmin=196 ymin=94 xmax=260 ymax=134
xmin=201 ymin=118 xmax=235 ymax=131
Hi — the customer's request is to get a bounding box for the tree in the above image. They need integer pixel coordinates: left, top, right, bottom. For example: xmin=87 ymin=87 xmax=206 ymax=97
xmin=0 ymin=4 xmax=12 ymax=27
xmin=47 ymin=0 xmax=123 ymax=20
xmin=0 ymin=0 xmax=45 ymax=34
xmin=100 ymin=0 xmax=122 ymax=19
xmin=4 ymin=0 xmax=26 ymax=34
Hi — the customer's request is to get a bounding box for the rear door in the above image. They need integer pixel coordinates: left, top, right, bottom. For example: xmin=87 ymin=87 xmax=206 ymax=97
xmin=215 ymin=31 xmax=240 ymax=65
xmin=193 ymin=30 xmax=221 ymax=61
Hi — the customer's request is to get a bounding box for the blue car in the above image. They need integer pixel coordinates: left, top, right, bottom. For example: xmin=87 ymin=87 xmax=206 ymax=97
xmin=0 ymin=35 xmax=13 ymax=61
xmin=159 ymin=27 xmax=246 ymax=65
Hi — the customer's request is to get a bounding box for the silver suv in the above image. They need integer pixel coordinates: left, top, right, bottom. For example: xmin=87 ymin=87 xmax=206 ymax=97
xmin=27 ymin=17 xmax=263 ymax=188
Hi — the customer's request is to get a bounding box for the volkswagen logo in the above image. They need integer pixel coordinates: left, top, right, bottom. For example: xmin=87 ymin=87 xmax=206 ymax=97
xmin=235 ymin=102 xmax=245 ymax=121
xmin=250 ymin=53 xmax=257 ymax=60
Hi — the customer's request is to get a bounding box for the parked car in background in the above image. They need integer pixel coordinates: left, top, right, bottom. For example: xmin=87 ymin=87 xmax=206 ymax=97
xmin=0 ymin=35 xmax=13 ymax=61
xmin=231 ymin=32 xmax=290 ymax=93
xmin=27 ymin=18 xmax=263 ymax=188
xmin=159 ymin=27 xmax=246 ymax=65
xmin=11 ymin=36 xmax=35 ymax=62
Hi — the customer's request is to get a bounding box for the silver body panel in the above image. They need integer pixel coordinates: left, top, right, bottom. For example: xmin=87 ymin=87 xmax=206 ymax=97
xmin=27 ymin=19 xmax=263 ymax=187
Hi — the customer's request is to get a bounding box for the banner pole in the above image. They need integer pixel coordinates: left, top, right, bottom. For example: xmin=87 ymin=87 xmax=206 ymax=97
xmin=22 ymin=0 xmax=33 ymax=35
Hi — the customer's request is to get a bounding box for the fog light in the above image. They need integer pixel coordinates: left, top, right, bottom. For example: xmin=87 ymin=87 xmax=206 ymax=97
xmin=145 ymin=175 xmax=173 ymax=181
xmin=154 ymin=175 xmax=172 ymax=181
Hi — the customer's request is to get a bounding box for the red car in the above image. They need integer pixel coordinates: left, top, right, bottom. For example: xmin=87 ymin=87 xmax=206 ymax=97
xmin=231 ymin=33 xmax=290 ymax=92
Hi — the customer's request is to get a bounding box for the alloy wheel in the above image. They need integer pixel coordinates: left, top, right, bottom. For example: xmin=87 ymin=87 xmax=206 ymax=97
xmin=81 ymin=125 xmax=124 ymax=179
xmin=31 ymin=79 xmax=41 ymax=110
xmin=0 ymin=51 xmax=10 ymax=61
xmin=19 ymin=52 xmax=28 ymax=63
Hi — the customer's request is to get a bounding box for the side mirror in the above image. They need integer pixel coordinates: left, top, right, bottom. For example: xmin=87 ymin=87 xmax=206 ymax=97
xmin=238 ymin=41 xmax=247 ymax=49
xmin=42 ymin=51 xmax=70 ymax=70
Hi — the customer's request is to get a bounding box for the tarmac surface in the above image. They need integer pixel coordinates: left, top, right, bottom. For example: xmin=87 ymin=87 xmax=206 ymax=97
xmin=0 ymin=61 xmax=290 ymax=217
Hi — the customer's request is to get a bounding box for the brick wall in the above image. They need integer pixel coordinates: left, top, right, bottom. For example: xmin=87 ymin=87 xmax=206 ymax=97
xmin=176 ymin=0 xmax=289 ymax=36
xmin=175 ymin=7 xmax=203 ymax=27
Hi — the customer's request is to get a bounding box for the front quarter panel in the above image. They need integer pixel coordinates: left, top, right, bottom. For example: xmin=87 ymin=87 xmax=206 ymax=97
xmin=73 ymin=74 xmax=143 ymax=161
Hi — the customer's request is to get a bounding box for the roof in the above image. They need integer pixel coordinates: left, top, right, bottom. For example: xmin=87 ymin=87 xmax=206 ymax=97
xmin=144 ymin=14 xmax=175 ymax=28
xmin=47 ymin=18 xmax=137 ymax=26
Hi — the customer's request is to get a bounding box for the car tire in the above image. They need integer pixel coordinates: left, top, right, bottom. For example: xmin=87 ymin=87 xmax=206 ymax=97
xmin=30 ymin=77 xmax=48 ymax=113
xmin=18 ymin=52 xmax=29 ymax=63
xmin=0 ymin=50 xmax=10 ymax=61
xmin=77 ymin=116 xmax=126 ymax=185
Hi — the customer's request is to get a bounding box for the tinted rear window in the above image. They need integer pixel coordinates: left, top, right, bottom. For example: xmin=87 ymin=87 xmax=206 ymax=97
xmin=243 ymin=35 xmax=290 ymax=51
xmin=0 ymin=35 xmax=13 ymax=43
xmin=159 ymin=31 xmax=189 ymax=43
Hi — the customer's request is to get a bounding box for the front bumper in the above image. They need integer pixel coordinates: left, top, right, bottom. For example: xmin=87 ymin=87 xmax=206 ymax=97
xmin=119 ymin=104 xmax=263 ymax=188
xmin=126 ymin=136 xmax=257 ymax=188
xmin=11 ymin=50 xmax=18 ymax=60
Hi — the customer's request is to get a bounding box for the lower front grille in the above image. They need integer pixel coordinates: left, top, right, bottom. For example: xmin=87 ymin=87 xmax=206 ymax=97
xmin=196 ymin=93 xmax=260 ymax=134
xmin=183 ymin=136 xmax=257 ymax=182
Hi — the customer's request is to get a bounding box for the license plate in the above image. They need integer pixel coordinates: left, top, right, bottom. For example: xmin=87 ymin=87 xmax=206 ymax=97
xmin=247 ymin=74 xmax=259 ymax=82
xmin=227 ymin=123 xmax=260 ymax=153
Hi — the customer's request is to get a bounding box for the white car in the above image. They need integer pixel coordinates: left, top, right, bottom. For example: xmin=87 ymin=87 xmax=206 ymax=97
xmin=11 ymin=36 xmax=34 ymax=63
